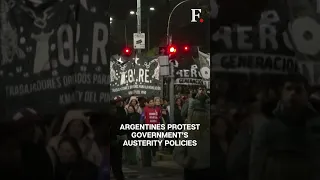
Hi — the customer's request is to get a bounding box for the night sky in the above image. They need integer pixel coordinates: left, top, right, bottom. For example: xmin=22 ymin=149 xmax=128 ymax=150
xmin=109 ymin=0 xmax=209 ymax=54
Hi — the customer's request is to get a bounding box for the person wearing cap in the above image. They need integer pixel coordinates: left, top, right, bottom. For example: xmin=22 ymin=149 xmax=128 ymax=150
xmin=47 ymin=110 xmax=102 ymax=167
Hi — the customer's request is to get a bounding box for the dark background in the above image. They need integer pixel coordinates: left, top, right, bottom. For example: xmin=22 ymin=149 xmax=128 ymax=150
xmin=109 ymin=0 xmax=210 ymax=55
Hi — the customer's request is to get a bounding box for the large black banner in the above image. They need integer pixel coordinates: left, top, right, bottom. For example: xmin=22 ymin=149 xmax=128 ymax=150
xmin=211 ymin=0 xmax=298 ymax=74
xmin=110 ymin=55 xmax=161 ymax=98
xmin=173 ymin=56 xmax=210 ymax=90
xmin=0 ymin=0 xmax=110 ymax=116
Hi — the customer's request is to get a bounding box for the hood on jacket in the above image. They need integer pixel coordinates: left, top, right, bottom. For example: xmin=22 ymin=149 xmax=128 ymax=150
xmin=58 ymin=110 xmax=94 ymax=139
xmin=128 ymin=96 xmax=139 ymax=106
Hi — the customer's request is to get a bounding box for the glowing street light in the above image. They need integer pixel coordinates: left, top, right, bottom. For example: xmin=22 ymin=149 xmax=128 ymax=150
xmin=110 ymin=17 xmax=113 ymax=21
xmin=130 ymin=11 xmax=135 ymax=15
xmin=149 ymin=7 xmax=155 ymax=11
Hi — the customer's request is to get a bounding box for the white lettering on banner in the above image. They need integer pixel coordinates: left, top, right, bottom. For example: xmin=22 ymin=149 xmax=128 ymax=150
xmin=59 ymin=91 xmax=110 ymax=105
xmin=111 ymin=84 xmax=161 ymax=93
xmin=211 ymin=53 xmax=297 ymax=73
xmin=5 ymin=73 xmax=109 ymax=97
xmin=175 ymin=64 xmax=202 ymax=78
xmin=212 ymin=10 xmax=320 ymax=55
xmin=92 ymin=22 xmax=108 ymax=65
xmin=57 ymin=24 xmax=74 ymax=67
xmin=119 ymin=68 xmax=150 ymax=85
xmin=47 ymin=23 xmax=108 ymax=73
xmin=212 ymin=10 xmax=281 ymax=50
xmin=175 ymin=78 xmax=210 ymax=89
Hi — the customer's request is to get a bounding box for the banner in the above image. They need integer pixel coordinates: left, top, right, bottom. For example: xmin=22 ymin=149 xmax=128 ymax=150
xmin=173 ymin=57 xmax=210 ymax=90
xmin=211 ymin=2 xmax=298 ymax=74
xmin=0 ymin=0 xmax=110 ymax=116
xmin=110 ymin=55 xmax=161 ymax=98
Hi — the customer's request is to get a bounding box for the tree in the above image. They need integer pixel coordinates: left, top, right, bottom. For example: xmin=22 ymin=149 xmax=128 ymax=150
xmin=145 ymin=47 xmax=158 ymax=57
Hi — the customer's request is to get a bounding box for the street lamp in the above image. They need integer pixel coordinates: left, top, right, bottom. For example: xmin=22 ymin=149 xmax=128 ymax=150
xmin=166 ymin=0 xmax=189 ymax=45
xmin=130 ymin=10 xmax=135 ymax=15
xmin=166 ymin=0 xmax=190 ymax=124
xmin=110 ymin=17 xmax=113 ymax=21
xmin=147 ymin=7 xmax=155 ymax=51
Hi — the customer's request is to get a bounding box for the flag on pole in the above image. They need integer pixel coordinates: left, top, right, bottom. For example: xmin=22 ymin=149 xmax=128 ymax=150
xmin=194 ymin=48 xmax=210 ymax=91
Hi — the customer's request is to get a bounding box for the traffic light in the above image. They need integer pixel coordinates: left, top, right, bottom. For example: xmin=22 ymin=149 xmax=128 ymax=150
xmin=168 ymin=45 xmax=177 ymax=60
xmin=122 ymin=47 xmax=132 ymax=56
xmin=183 ymin=45 xmax=190 ymax=52
xmin=168 ymin=45 xmax=177 ymax=54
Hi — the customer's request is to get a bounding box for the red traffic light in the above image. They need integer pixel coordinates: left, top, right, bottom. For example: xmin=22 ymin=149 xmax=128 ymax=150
xmin=168 ymin=45 xmax=177 ymax=54
xmin=183 ymin=46 xmax=189 ymax=51
xmin=123 ymin=47 xmax=132 ymax=56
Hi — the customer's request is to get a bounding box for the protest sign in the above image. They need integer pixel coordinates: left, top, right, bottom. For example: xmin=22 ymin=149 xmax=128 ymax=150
xmin=173 ymin=57 xmax=210 ymax=90
xmin=0 ymin=0 xmax=110 ymax=116
xmin=211 ymin=3 xmax=298 ymax=74
xmin=110 ymin=55 xmax=161 ymax=98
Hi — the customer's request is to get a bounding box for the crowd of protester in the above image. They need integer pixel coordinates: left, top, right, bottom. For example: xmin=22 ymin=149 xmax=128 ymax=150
xmin=6 ymin=71 xmax=320 ymax=180
xmin=208 ymin=73 xmax=320 ymax=180
xmin=0 ymin=106 xmax=111 ymax=180
xmin=0 ymin=84 xmax=211 ymax=180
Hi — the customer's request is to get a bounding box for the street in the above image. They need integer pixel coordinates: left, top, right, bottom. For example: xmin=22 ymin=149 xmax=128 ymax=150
xmin=111 ymin=161 xmax=183 ymax=180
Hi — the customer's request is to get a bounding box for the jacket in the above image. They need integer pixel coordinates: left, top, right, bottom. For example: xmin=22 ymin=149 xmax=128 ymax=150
xmin=249 ymin=103 xmax=320 ymax=180
xmin=48 ymin=110 xmax=102 ymax=166
xmin=181 ymin=98 xmax=193 ymax=120
xmin=155 ymin=105 xmax=162 ymax=120
xmin=187 ymin=94 xmax=210 ymax=130
xmin=141 ymin=107 xmax=160 ymax=124
xmin=125 ymin=96 xmax=142 ymax=114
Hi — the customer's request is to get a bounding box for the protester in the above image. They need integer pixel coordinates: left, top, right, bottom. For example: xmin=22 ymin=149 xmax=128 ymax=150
xmin=13 ymin=108 xmax=54 ymax=180
xmin=54 ymin=136 xmax=98 ymax=180
xmin=181 ymin=91 xmax=196 ymax=121
xmin=174 ymin=98 xmax=184 ymax=124
xmin=85 ymin=111 xmax=110 ymax=180
xmin=173 ymin=112 xmax=211 ymax=180
xmin=109 ymin=102 xmax=127 ymax=180
xmin=187 ymin=85 xmax=210 ymax=130
xmin=141 ymin=98 xmax=161 ymax=162
xmin=227 ymin=111 xmax=252 ymax=180
xmin=124 ymin=105 xmax=140 ymax=165
xmin=141 ymin=98 xmax=161 ymax=125
xmin=154 ymin=97 xmax=162 ymax=120
xmin=125 ymin=96 xmax=142 ymax=114
xmin=0 ymin=123 xmax=24 ymax=180
xmin=210 ymin=114 xmax=231 ymax=180
xmin=48 ymin=110 xmax=102 ymax=166
xmin=249 ymin=74 xmax=320 ymax=180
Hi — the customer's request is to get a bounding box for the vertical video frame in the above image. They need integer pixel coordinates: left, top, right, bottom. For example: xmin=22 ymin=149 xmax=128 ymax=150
xmin=109 ymin=0 xmax=210 ymax=180
xmin=212 ymin=0 xmax=320 ymax=180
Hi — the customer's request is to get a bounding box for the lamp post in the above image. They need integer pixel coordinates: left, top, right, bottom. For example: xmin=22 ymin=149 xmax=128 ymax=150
xmin=147 ymin=7 xmax=155 ymax=51
xmin=166 ymin=0 xmax=190 ymax=124
xmin=124 ymin=11 xmax=136 ymax=46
